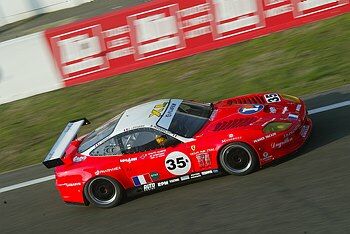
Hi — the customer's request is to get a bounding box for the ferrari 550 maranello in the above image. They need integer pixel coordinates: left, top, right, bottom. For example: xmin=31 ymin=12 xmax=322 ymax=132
xmin=43 ymin=93 xmax=312 ymax=208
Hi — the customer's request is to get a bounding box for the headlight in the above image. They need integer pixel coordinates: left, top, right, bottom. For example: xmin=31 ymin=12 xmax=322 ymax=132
xmin=263 ymin=122 xmax=292 ymax=133
xmin=280 ymin=94 xmax=301 ymax=103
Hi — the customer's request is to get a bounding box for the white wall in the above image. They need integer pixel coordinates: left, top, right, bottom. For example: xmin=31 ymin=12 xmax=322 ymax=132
xmin=0 ymin=0 xmax=93 ymax=26
xmin=0 ymin=32 xmax=64 ymax=104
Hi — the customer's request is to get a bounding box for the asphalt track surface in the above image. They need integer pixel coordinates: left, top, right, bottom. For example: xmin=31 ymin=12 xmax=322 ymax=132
xmin=1 ymin=85 xmax=350 ymax=233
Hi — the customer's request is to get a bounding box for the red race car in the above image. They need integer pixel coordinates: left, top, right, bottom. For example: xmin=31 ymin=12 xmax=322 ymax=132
xmin=43 ymin=93 xmax=312 ymax=208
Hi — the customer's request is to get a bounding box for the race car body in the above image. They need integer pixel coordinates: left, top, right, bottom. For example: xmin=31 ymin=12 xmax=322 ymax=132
xmin=43 ymin=93 xmax=312 ymax=208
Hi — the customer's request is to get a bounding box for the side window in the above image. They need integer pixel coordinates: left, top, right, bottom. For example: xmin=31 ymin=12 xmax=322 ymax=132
xmin=90 ymin=137 xmax=122 ymax=156
xmin=121 ymin=129 xmax=179 ymax=154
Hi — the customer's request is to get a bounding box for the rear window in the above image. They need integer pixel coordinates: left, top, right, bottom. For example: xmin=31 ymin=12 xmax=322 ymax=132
xmin=78 ymin=113 xmax=123 ymax=153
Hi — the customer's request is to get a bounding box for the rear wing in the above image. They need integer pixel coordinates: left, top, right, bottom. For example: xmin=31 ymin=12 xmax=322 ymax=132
xmin=43 ymin=118 xmax=90 ymax=169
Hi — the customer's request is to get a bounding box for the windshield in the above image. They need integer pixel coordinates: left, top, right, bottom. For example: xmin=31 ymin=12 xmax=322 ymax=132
xmin=167 ymin=100 xmax=212 ymax=138
xmin=78 ymin=112 xmax=124 ymax=152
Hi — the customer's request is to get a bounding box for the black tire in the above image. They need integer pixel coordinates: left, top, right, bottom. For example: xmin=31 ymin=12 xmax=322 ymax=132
xmin=84 ymin=176 xmax=123 ymax=208
xmin=219 ymin=142 xmax=258 ymax=176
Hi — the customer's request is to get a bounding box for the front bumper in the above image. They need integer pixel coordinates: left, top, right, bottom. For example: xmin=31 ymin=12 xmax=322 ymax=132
xmin=258 ymin=111 xmax=312 ymax=164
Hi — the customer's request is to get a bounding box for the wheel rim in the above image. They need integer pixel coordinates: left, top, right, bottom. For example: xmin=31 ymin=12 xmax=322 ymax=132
xmin=222 ymin=145 xmax=252 ymax=174
xmin=88 ymin=178 xmax=117 ymax=205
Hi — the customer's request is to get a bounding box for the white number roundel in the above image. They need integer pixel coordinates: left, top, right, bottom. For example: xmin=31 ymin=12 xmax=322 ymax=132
xmin=165 ymin=151 xmax=191 ymax=176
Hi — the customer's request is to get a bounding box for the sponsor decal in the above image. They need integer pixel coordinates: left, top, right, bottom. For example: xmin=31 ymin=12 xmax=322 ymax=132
xmin=296 ymin=104 xmax=302 ymax=112
xmin=180 ymin=175 xmax=190 ymax=181
xmin=140 ymin=149 xmax=166 ymax=160
xmin=150 ymin=172 xmax=160 ymax=181
xmin=288 ymin=113 xmax=298 ymax=120
xmin=190 ymin=148 xmax=215 ymax=156
xmin=132 ymin=174 xmax=153 ymax=186
xmin=120 ymin=157 xmax=137 ymax=163
xmin=157 ymin=181 xmax=169 ymax=187
xmin=149 ymin=102 xmax=168 ymax=118
xmin=95 ymin=166 xmax=121 ymax=176
xmin=262 ymin=152 xmax=273 ymax=162
xmin=221 ymin=136 xmax=242 ymax=143
xmin=239 ymin=104 xmax=264 ymax=115
xmin=139 ymin=170 xmax=219 ymax=191
xmin=271 ymin=137 xmax=293 ymax=149
xmin=169 ymin=178 xmax=180 ymax=183
xmin=284 ymin=122 xmax=301 ymax=138
xmin=57 ymin=182 xmax=82 ymax=187
xmin=143 ymin=183 xmax=156 ymax=192
xmin=190 ymin=173 xmax=201 ymax=179
xmin=269 ymin=107 xmax=277 ymax=114
xmin=196 ymin=153 xmax=211 ymax=168
xmin=300 ymin=125 xmax=310 ymax=138
xmin=282 ymin=106 xmax=288 ymax=114
xmin=165 ymin=103 xmax=177 ymax=117
xmin=201 ymin=170 xmax=213 ymax=176
xmin=264 ymin=93 xmax=281 ymax=103
xmin=253 ymin=132 xmax=277 ymax=143
xmin=73 ymin=155 xmax=86 ymax=163
xmin=165 ymin=152 xmax=191 ymax=176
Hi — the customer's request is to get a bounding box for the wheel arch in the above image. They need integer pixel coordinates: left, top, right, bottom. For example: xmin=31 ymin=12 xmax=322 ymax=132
xmin=217 ymin=141 xmax=260 ymax=174
xmin=82 ymin=175 xmax=125 ymax=207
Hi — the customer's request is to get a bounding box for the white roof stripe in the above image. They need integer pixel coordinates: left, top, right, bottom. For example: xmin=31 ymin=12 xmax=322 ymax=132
xmin=113 ymin=99 xmax=171 ymax=135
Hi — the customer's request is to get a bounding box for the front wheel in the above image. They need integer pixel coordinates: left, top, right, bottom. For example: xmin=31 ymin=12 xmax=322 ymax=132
xmin=84 ymin=176 xmax=123 ymax=208
xmin=219 ymin=143 xmax=258 ymax=176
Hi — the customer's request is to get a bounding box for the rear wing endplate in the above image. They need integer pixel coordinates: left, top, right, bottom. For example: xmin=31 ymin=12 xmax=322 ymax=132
xmin=42 ymin=118 xmax=90 ymax=169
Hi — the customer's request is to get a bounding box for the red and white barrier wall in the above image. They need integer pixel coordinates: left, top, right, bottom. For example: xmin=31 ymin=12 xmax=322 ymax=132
xmin=0 ymin=0 xmax=349 ymax=104
xmin=45 ymin=0 xmax=350 ymax=87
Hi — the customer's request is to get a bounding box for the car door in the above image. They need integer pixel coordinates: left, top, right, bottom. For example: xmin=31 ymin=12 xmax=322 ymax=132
xmin=117 ymin=128 xmax=194 ymax=191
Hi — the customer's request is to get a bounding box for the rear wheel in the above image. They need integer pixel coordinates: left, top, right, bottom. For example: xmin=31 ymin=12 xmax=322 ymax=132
xmin=219 ymin=143 xmax=258 ymax=176
xmin=84 ymin=176 xmax=123 ymax=208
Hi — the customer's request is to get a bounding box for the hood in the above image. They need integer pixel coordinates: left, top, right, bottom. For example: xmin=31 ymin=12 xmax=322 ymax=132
xmin=206 ymin=93 xmax=303 ymax=132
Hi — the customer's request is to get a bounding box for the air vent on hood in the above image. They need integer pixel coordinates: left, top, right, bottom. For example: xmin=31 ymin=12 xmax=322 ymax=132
xmin=213 ymin=117 xmax=257 ymax=131
xmin=226 ymin=95 xmax=265 ymax=105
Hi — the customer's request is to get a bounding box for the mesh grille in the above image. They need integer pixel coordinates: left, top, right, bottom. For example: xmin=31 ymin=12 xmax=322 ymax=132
xmin=213 ymin=117 xmax=257 ymax=131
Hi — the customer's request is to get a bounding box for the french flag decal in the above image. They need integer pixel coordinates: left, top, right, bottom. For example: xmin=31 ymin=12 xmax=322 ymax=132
xmin=132 ymin=174 xmax=152 ymax=186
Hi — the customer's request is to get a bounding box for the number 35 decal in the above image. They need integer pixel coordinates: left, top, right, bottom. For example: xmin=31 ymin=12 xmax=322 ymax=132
xmin=264 ymin=93 xmax=281 ymax=103
xmin=165 ymin=152 xmax=191 ymax=176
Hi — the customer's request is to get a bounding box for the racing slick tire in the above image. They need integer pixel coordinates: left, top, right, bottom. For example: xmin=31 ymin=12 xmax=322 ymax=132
xmin=219 ymin=142 xmax=258 ymax=176
xmin=84 ymin=176 xmax=123 ymax=208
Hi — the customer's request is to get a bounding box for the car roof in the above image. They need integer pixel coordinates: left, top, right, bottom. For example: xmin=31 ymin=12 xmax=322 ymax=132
xmin=112 ymin=99 xmax=181 ymax=135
